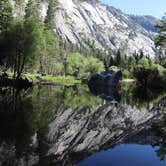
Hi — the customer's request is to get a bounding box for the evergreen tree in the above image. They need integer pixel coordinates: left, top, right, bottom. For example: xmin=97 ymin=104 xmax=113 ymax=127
xmin=109 ymin=56 xmax=114 ymax=67
xmin=155 ymin=13 xmax=166 ymax=67
xmin=155 ymin=13 xmax=166 ymax=48
xmin=116 ymin=49 xmax=121 ymax=66
xmin=25 ymin=0 xmax=38 ymax=19
xmin=24 ymin=0 xmax=46 ymax=73
xmin=44 ymin=0 xmax=58 ymax=30
xmin=139 ymin=50 xmax=144 ymax=59
xmin=0 ymin=0 xmax=13 ymax=33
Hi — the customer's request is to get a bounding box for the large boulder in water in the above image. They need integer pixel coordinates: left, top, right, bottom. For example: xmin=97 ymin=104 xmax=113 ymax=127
xmin=88 ymin=70 xmax=122 ymax=86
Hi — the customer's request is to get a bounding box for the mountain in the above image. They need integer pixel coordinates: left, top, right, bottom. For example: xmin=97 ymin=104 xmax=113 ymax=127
xmin=12 ymin=0 xmax=157 ymax=57
xmin=130 ymin=15 xmax=161 ymax=33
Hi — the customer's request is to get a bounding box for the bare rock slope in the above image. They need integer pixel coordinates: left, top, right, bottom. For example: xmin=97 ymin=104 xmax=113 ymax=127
xmin=48 ymin=0 xmax=156 ymax=56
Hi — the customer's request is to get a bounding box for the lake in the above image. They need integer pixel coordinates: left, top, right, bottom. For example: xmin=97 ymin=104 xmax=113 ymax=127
xmin=0 ymin=83 xmax=165 ymax=166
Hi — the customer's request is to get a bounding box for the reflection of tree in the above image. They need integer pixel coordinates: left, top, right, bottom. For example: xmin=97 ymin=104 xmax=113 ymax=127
xmin=153 ymin=117 xmax=166 ymax=160
xmin=121 ymin=83 xmax=135 ymax=106
xmin=63 ymin=85 xmax=101 ymax=109
xmin=0 ymin=85 xmax=64 ymax=164
xmin=0 ymin=87 xmax=35 ymax=157
xmin=152 ymin=116 xmax=166 ymax=160
xmin=121 ymin=83 xmax=166 ymax=108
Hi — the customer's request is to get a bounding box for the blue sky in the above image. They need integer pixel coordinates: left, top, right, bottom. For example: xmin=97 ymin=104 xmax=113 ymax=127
xmin=101 ymin=0 xmax=166 ymax=18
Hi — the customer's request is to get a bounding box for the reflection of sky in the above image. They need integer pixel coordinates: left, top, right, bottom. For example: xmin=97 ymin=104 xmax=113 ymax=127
xmin=78 ymin=144 xmax=166 ymax=166
xmin=101 ymin=0 xmax=165 ymax=18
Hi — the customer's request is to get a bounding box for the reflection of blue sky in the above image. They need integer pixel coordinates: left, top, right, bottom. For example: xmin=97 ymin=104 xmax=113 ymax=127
xmin=78 ymin=144 xmax=166 ymax=166
xmin=101 ymin=0 xmax=166 ymax=18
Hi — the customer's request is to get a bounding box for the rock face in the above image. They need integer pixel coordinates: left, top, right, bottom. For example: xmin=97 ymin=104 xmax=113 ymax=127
xmin=12 ymin=0 xmax=157 ymax=57
xmin=52 ymin=0 xmax=156 ymax=56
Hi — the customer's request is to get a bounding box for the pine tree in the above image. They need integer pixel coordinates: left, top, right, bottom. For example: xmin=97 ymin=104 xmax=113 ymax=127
xmin=25 ymin=0 xmax=38 ymax=19
xmin=116 ymin=49 xmax=121 ymax=66
xmin=44 ymin=0 xmax=58 ymax=30
xmin=0 ymin=0 xmax=13 ymax=33
xmin=23 ymin=0 xmax=46 ymax=73
xmin=155 ymin=13 xmax=166 ymax=48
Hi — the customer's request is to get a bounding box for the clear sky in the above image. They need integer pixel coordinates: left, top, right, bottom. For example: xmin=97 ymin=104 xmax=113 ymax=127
xmin=101 ymin=0 xmax=166 ymax=19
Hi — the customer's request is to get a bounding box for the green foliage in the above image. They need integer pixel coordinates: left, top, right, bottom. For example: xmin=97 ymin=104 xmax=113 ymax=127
xmin=23 ymin=18 xmax=45 ymax=72
xmin=67 ymin=52 xmax=104 ymax=79
xmin=83 ymin=56 xmax=105 ymax=79
xmin=155 ymin=14 xmax=166 ymax=48
xmin=0 ymin=0 xmax=13 ymax=33
xmin=67 ymin=52 xmax=84 ymax=77
xmin=137 ymin=58 xmax=151 ymax=68
xmin=122 ymin=69 xmax=131 ymax=79
xmin=37 ymin=75 xmax=81 ymax=85
xmin=40 ymin=29 xmax=61 ymax=75
xmin=25 ymin=0 xmax=38 ymax=19
xmin=127 ymin=56 xmax=136 ymax=71
xmin=44 ymin=0 xmax=58 ymax=30
xmin=0 ymin=0 xmax=62 ymax=78
xmin=64 ymin=85 xmax=101 ymax=109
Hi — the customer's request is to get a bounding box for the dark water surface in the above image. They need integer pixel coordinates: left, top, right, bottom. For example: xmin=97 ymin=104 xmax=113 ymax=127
xmin=0 ymin=83 xmax=165 ymax=166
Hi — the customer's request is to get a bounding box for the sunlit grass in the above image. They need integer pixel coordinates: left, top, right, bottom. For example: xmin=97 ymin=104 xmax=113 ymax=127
xmin=122 ymin=78 xmax=135 ymax=82
xmin=23 ymin=73 xmax=81 ymax=85
xmin=0 ymin=70 xmax=81 ymax=86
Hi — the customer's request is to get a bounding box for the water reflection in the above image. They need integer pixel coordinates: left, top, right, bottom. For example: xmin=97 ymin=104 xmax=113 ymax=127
xmin=88 ymin=83 xmax=121 ymax=102
xmin=0 ymin=84 xmax=165 ymax=166
xmin=78 ymin=144 xmax=166 ymax=166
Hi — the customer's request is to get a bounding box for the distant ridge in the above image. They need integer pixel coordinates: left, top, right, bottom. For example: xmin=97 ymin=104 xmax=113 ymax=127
xmin=130 ymin=15 xmax=161 ymax=33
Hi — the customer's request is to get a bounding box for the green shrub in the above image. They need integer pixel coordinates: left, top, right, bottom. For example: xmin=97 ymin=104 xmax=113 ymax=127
xmin=122 ymin=69 xmax=131 ymax=79
xmin=137 ymin=58 xmax=151 ymax=68
xmin=67 ymin=52 xmax=104 ymax=79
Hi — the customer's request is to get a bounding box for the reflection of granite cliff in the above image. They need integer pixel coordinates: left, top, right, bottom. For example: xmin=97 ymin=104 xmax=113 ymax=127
xmin=40 ymin=97 xmax=166 ymax=166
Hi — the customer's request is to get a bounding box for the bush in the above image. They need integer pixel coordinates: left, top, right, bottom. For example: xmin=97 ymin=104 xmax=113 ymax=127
xmin=67 ymin=53 xmax=104 ymax=79
xmin=83 ymin=56 xmax=104 ymax=79
xmin=137 ymin=58 xmax=151 ymax=68
xmin=66 ymin=53 xmax=85 ymax=77
xmin=122 ymin=69 xmax=131 ymax=79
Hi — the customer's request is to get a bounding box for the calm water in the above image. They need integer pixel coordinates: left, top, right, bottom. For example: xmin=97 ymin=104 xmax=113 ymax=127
xmin=0 ymin=83 xmax=165 ymax=166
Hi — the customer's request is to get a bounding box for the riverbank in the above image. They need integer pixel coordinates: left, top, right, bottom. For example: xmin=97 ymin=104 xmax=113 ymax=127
xmin=23 ymin=74 xmax=81 ymax=86
xmin=0 ymin=71 xmax=135 ymax=86
xmin=0 ymin=72 xmax=81 ymax=86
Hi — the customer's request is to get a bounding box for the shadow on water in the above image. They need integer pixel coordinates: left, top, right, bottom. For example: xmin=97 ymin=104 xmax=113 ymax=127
xmin=88 ymin=83 xmax=121 ymax=102
xmin=0 ymin=84 xmax=165 ymax=166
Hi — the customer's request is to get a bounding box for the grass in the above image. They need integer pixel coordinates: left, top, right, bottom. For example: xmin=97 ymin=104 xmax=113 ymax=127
xmin=23 ymin=73 xmax=81 ymax=85
xmin=122 ymin=78 xmax=135 ymax=82
xmin=0 ymin=70 xmax=81 ymax=86
xmin=38 ymin=75 xmax=81 ymax=85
